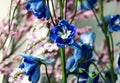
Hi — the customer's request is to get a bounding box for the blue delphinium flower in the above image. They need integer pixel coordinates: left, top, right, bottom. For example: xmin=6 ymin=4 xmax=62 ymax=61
xmin=66 ymin=44 xmax=94 ymax=80
xmin=78 ymin=0 xmax=97 ymax=10
xmin=79 ymin=32 xmax=96 ymax=46
xmin=49 ymin=20 xmax=76 ymax=47
xmin=100 ymin=15 xmax=120 ymax=32
xmin=66 ymin=31 xmax=97 ymax=82
xmin=26 ymin=0 xmax=49 ymax=19
xmin=108 ymin=15 xmax=120 ymax=32
xmin=19 ymin=53 xmax=54 ymax=83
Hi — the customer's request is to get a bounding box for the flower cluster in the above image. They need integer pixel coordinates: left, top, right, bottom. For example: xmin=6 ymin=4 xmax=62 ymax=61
xmin=1 ymin=0 xmax=120 ymax=83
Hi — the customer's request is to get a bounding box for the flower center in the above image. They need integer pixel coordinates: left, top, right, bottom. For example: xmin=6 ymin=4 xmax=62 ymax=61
xmin=58 ymin=26 xmax=71 ymax=39
xmin=115 ymin=19 xmax=120 ymax=26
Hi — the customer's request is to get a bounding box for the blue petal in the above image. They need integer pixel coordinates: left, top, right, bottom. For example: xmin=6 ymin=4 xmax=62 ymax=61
xmin=68 ymin=25 xmax=76 ymax=38
xmin=79 ymin=32 xmax=96 ymax=46
xmin=23 ymin=62 xmax=37 ymax=75
xmin=49 ymin=26 xmax=59 ymax=41
xmin=25 ymin=1 xmax=49 ymax=19
xmin=78 ymin=0 xmax=97 ymax=10
xmin=20 ymin=53 xmax=37 ymax=62
xmin=118 ymin=54 xmax=120 ymax=67
xmin=29 ymin=66 xmax=40 ymax=83
xmin=56 ymin=37 xmax=74 ymax=47
xmin=58 ymin=20 xmax=69 ymax=26
xmin=81 ymin=44 xmax=93 ymax=60
xmin=27 ymin=0 xmax=41 ymax=3
xmin=79 ymin=80 xmax=87 ymax=83
xmin=73 ymin=48 xmax=82 ymax=62
xmin=66 ymin=56 xmax=75 ymax=71
xmin=69 ymin=41 xmax=81 ymax=49
xmin=19 ymin=63 xmax=24 ymax=68
xmin=39 ymin=58 xmax=54 ymax=64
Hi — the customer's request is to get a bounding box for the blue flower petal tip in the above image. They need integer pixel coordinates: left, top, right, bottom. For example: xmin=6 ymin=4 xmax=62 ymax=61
xmin=79 ymin=32 xmax=96 ymax=46
xmin=78 ymin=0 xmax=97 ymax=10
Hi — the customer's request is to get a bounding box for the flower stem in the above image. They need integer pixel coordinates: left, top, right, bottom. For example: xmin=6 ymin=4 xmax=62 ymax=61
xmin=98 ymin=0 xmax=115 ymax=83
xmin=70 ymin=0 xmax=78 ymax=23
xmin=92 ymin=62 xmax=107 ymax=83
xmin=44 ymin=64 xmax=51 ymax=83
xmin=60 ymin=48 xmax=67 ymax=83
xmin=60 ymin=0 xmax=63 ymax=19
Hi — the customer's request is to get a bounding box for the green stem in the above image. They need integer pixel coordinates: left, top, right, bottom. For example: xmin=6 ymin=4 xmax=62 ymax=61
xmin=70 ymin=0 xmax=78 ymax=23
xmin=60 ymin=48 xmax=67 ymax=83
xmin=92 ymin=62 xmax=107 ymax=83
xmin=98 ymin=0 xmax=115 ymax=83
xmin=105 ymin=35 xmax=115 ymax=83
xmin=60 ymin=0 xmax=63 ymax=19
xmin=65 ymin=0 xmax=67 ymax=19
xmin=44 ymin=64 xmax=51 ymax=83
xmin=92 ymin=48 xmax=109 ymax=69
xmin=110 ymin=33 xmax=114 ymax=58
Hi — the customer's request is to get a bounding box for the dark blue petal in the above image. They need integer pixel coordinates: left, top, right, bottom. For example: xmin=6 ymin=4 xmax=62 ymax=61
xmin=58 ymin=20 xmax=69 ymax=26
xmin=118 ymin=54 xmax=120 ymax=67
xmin=23 ymin=62 xmax=37 ymax=75
xmin=26 ymin=3 xmax=31 ymax=11
xmin=78 ymin=0 xmax=97 ymax=10
xmin=49 ymin=26 xmax=59 ymax=41
xmin=79 ymin=80 xmax=87 ymax=83
xmin=27 ymin=0 xmax=42 ymax=3
xmin=29 ymin=66 xmax=40 ymax=83
xmin=56 ymin=37 xmax=74 ymax=47
xmin=81 ymin=44 xmax=93 ymax=60
xmin=19 ymin=63 xmax=24 ymax=68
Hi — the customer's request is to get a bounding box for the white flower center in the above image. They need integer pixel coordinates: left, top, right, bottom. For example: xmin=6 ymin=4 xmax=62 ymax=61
xmin=115 ymin=19 xmax=120 ymax=26
xmin=58 ymin=26 xmax=72 ymax=39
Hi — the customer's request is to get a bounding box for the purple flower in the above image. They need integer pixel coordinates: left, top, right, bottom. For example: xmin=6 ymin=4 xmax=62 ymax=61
xmin=19 ymin=53 xmax=53 ymax=83
xmin=26 ymin=0 xmax=49 ymax=19
xmin=49 ymin=20 xmax=76 ymax=47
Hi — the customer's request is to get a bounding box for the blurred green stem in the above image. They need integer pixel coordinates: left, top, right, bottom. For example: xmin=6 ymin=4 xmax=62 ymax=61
xmin=98 ymin=0 xmax=115 ymax=83
xmin=60 ymin=48 xmax=67 ymax=83
xmin=44 ymin=64 xmax=51 ymax=83
xmin=60 ymin=0 xmax=63 ymax=19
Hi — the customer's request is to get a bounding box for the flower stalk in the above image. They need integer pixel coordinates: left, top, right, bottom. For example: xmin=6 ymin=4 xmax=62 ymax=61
xmin=98 ymin=0 xmax=115 ymax=83
xmin=59 ymin=0 xmax=67 ymax=83
xmin=60 ymin=48 xmax=67 ymax=83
